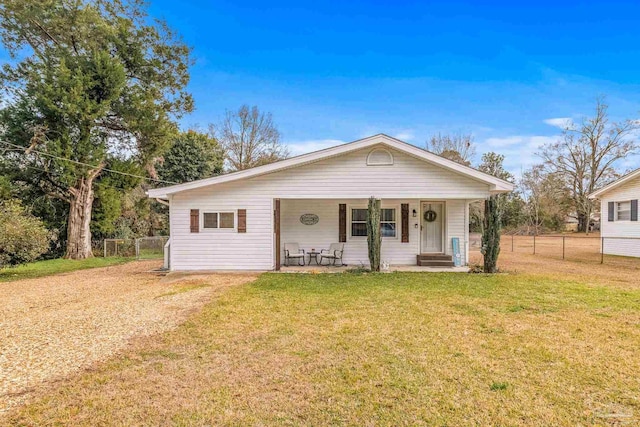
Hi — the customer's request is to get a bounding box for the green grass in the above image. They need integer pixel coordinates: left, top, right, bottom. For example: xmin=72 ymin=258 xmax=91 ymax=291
xmin=6 ymin=272 xmax=640 ymax=426
xmin=0 ymin=257 xmax=133 ymax=282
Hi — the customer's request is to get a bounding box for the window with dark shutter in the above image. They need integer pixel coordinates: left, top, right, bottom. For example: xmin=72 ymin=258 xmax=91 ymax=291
xmin=608 ymin=202 xmax=614 ymax=222
xmin=339 ymin=204 xmax=347 ymax=242
xmin=238 ymin=209 xmax=247 ymax=232
xmin=631 ymin=200 xmax=638 ymax=221
xmin=190 ymin=209 xmax=199 ymax=233
xmin=401 ymin=203 xmax=409 ymax=243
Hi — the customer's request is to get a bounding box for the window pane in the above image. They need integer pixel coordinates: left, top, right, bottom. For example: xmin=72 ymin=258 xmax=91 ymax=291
xmin=203 ymin=213 xmax=218 ymax=228
xmin=381 ymin=222 xmax=396 ymax=237
xmin=381 ymin=208 xmax=396 ymax=222
xmin=352 ymin=208 xmax=367 ymax=222
xmin=351 ymin=222 xmax=367 ymax=237
xmin=220 ymin=212 xmax=235 ymax=228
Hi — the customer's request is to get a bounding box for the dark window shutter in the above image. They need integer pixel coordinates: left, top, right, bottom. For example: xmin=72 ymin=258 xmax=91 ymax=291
xmin=190 ymin=209 xmax=199 ymax=232
xmin=401 ymin=203 xmax=409 ymax=243
xmin=631 ymin=200 xmax=638 ymax=221
xmin=238 ymin=209 xmax=247 ymax=232
xmin=339 ymin=204 xmax=347 ymax=242
xmin=608 ymin=202 xmax=615 ymax=222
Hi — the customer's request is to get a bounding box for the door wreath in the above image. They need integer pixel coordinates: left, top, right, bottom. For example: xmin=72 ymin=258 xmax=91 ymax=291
xmin=424 ymin=210 xmax=437 ymax=222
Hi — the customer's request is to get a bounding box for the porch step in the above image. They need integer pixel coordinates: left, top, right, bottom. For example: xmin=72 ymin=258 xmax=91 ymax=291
xmin=416 ymin=253 xmax=454 ymax=267
xmin=417 ymin=260 xmax=455 ymax=267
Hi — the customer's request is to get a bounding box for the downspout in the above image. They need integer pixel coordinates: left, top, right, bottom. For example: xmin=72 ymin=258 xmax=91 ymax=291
xmin=155 ymin=198 xmax=170 ymax=207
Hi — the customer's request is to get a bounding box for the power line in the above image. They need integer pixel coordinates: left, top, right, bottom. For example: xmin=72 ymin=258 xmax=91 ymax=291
xmin=0 ymin=140 xmax=176 ymax=185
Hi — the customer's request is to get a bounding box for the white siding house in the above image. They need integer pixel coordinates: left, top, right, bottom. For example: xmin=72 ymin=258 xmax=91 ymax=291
xmin=148 ymin=134 xmax=514 ymax=271
xmin=589 ymin=169 xmax=640 ymax=258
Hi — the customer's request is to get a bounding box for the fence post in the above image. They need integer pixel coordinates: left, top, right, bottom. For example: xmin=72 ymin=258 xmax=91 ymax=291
xmin=512 ymin=234 xmax=514 ymax=252
xmin=533 ymin=234 xmax=536 ymax=255
xmin=601 ymin=237 xmax=604 ymax=264
xmin=104 ymin=239 xmax=107 ymax=258
xmin=135 ymin=238 xmax=140 ymax=260
xmin=562 ymin=236 xmax=565 ymax=260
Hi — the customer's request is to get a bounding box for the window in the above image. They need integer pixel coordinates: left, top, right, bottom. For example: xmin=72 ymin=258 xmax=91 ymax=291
xmin=351 ymin=208 xmax=367 ymax=237
xmin=617 ymin=201 xmax=631 ymax=221
xmin=350 ymin=207 xmax=397 ymax=238
xmin=203 ymin=212 xmax=235 ymax=229
xmin=381 ymin=208 xmax=396 ymax=237
xmin=366 ymin=148 xmax=394 ymax=166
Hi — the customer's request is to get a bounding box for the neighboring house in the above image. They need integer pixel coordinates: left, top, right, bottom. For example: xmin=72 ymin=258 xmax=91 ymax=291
xmin=589 ymin=168 xmax=640 ymax=258
xmin=148 ymin=134 xmax=514 ymax=271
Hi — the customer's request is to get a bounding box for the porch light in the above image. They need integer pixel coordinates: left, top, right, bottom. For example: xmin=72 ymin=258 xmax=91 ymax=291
xmin=412 ymin=209 xmax=417 ymax=218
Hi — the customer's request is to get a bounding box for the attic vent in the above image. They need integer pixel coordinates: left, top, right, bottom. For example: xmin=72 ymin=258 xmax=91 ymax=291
xmin=366 ymin=148 xmax=394 ymax=166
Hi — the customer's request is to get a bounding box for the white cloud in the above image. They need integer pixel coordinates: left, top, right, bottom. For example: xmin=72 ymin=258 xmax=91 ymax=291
xmin=480 ymin=135 xmax=559 ymax=177
xmin=286 ymin=139 xmax=347 ymax=156
xmin=484 ymin=136 xmax=524 ymax=148
xmin=543 ymin=117 xmax=571 ymax=129
xmin=392 ymin=130 xmax=415 ymax=141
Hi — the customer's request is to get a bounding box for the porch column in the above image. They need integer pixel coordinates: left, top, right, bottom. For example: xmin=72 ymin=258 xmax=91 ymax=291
xmin=274 ymin=198 xmax=281 ymax=271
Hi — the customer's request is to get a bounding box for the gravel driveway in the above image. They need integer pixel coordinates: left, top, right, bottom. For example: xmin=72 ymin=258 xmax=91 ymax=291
xmin=0 ymin=261 xmax=257 ymax=413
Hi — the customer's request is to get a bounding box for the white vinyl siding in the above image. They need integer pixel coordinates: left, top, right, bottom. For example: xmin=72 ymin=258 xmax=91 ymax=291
xmin=168 ymin=145 xmax=490 ymax=270
xmin=599 ymin=175 xmax=640 ymax=258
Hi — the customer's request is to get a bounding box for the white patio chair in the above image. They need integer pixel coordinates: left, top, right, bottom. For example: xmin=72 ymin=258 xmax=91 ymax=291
xmin=319 ymin=243 xmax=345 ymax=266
xmin=284 ymin=243 xmax=305 ymax=266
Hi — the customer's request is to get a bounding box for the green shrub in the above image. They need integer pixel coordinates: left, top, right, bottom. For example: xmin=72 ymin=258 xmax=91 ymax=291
xmin=0 ymin=200 xmax=52 ymax=268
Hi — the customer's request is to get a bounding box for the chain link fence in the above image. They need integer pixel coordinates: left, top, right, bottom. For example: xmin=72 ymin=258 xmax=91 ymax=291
xmin=470 ymin=233 xmax=640 ymax=268
xmin=102 ymin=236 xmax=168 ymax=259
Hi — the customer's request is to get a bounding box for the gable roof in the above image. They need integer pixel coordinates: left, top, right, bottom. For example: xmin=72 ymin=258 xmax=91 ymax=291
xmin=589 ymin=168 xmax=640 ymax=199
xmin=148 ymin=134 xmax=514 ymax=199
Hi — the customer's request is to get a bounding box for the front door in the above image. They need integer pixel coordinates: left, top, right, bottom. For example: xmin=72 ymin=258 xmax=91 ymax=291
xmin=421 ymin=202 xmax=444 ymax=253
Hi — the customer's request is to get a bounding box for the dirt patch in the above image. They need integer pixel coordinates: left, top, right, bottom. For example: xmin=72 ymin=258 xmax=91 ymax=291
xmin=0 ymin=260 xmax=257 ymax=413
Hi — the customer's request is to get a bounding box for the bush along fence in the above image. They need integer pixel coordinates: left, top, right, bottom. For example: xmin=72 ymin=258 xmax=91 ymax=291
xmin=502 ymin=234 xmax=640 ymax=265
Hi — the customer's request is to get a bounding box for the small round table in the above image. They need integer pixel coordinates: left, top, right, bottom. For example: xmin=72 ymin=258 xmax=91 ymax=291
xmin=307 ymin=251 xmax=320 ymax=265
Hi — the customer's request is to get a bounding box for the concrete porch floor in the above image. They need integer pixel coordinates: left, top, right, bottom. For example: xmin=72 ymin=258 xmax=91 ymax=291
xmin=279 ymin=265 xmax=470 ymax=273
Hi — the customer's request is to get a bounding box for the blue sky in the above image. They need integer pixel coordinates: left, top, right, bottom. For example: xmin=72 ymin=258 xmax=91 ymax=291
xmin=6 ymin=1 xmax=640 ymax=174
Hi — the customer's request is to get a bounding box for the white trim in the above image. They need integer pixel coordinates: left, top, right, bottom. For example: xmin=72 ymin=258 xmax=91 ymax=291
xmin=148 ymin=134 xmax=514 ymax=199
xmin=589 ymin=168 xmax=640 ymax=199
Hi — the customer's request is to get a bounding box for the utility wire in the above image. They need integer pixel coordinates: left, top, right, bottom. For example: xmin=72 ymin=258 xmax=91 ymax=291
xmin=0 ymin=140 xmax=177 ymax=185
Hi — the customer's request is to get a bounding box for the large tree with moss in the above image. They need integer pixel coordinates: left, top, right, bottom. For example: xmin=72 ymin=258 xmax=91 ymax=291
xmin=0 ymin=0 xmax=193 ymax=259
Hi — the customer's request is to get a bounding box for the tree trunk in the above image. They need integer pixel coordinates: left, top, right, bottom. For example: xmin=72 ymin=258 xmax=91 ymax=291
xmin=576 ymin=211 xmax=588 ymax=233
xmin=65 ymin=175 xmax=97 ymax=259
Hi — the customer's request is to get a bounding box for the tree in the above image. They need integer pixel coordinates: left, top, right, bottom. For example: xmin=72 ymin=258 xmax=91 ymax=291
xmin=0 ymin=200 xmax=51 ymax=268
xmin=214 ymin=105 xmax=288 ymax=171
xmin=157 ymin=130 xmax=224 ymax=184
xmin=0 ymin=0 xmax=193 ymax=259
xmin=367 ymin=197 xmax=382 ymax=272
xmin=520 ymin=165 xmax=571 ymax=233
xmin=481 ymin=196 xmax=501 ymax=273
xmin=538 ymin=98 xmax=639 ymax=232
xmin=427 ymin=133 xmax=476 ymax=166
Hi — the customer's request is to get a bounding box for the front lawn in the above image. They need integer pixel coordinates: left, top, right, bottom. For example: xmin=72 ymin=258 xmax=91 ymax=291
xmin=0 ymin=257 xmax=133 ymax=282
xmin=7 ymin=272 xmax=640 ymax=425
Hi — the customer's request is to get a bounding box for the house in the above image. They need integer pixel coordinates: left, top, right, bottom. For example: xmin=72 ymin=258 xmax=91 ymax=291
xmin=589 ymin=168 xmax=640 ymax=258
xmin=148 ymin=134 xmax=514 ymax=271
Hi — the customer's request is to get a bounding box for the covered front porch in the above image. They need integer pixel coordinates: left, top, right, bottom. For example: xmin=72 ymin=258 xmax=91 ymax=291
xmin=279 ymin=264 xmax=470 ymax=273
xmin=274 ymin=198 xmax=470 ymax=270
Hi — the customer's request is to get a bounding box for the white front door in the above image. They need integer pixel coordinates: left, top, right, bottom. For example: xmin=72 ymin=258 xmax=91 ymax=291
xmin=421 ymin=202 xmax=444 ymax=253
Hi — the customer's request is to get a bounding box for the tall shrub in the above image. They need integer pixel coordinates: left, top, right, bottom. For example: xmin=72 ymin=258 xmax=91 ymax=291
xmin=0 ymin=200 xmax=51 ymax=268
xmin=481 ymin=195 xmax=501 ymax=273
xmin=367 ymin=197 xmax=381 ymax=272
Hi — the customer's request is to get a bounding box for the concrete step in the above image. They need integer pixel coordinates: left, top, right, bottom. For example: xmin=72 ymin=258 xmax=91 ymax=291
xmin=417 ymin=260 xmax=455 ymax=267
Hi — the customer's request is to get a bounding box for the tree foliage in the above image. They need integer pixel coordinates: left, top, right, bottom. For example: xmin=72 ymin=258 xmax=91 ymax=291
xmin=0 ymin=0 xmax=193 ymax=258
xmin=538 ymin=98 xmax=639 ymax=232
xmin=157 ymin=130 xmax=224 ymax=184
xmin=0 ymin=200 xmax=51 ymax=268
xmin=427 ymin=133 xmax=476 ymax=166
xmin=367 ymin=197 xmax=381 ymax=272
xmin=519 ymin=165 xmax=571 ymax=233
xmin=214 ymin=105 xmax=288 ymax=171
xmin=481 ymin=196 xmax=501 ymax=273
